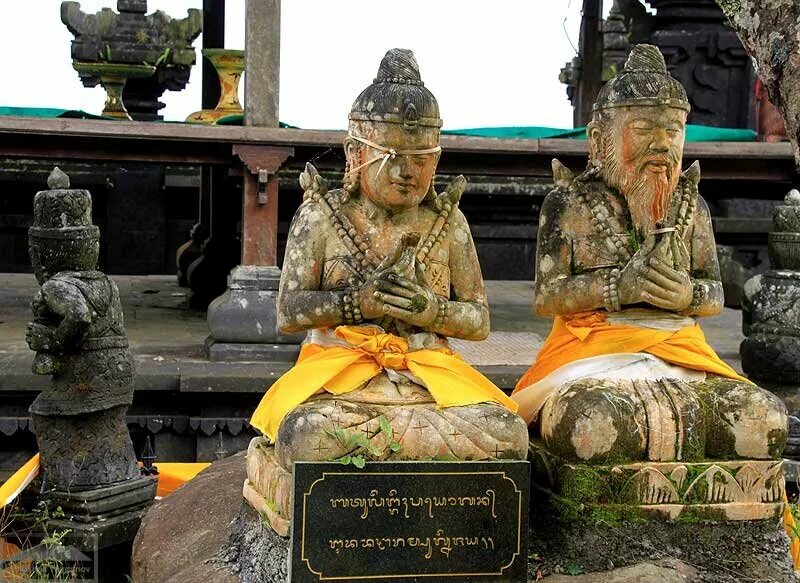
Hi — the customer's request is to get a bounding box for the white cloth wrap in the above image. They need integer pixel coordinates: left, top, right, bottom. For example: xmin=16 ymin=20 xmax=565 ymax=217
xmin=511 ymin=309 xmax=706 ymax=425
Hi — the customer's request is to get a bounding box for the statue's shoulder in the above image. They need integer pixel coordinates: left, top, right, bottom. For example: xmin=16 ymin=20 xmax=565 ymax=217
xmin=541 ymin=159 xmax=585 ymax=213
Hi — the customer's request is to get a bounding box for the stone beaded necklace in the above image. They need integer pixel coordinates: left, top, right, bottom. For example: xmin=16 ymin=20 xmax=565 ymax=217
xmin=308 ymin=187 xmax=456 ymax=278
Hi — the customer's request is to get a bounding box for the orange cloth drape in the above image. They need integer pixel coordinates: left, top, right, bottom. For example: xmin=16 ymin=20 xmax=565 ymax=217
xmin=249 ymin=325 xmax=517 ymax=440
xmin=153 ymin=463 xmax=209 ymax=497
xmin=514 ymin=311 xmax=749 ymax=393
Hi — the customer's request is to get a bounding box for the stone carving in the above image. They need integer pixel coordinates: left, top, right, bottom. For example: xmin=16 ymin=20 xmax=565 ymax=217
xmin=244 ymin=49 xmax=528 ymax=533
xmin=514 ymin=45 xmax=786 ymax=520
xmin=530 ymin=442 xmax=785 ymax=522
xmin=26 ymin=168 xmax=154 ymax=527
xmin=61 ymin=1 xmax=202 ymax=120
xmin=741 ymin=189 xmax=800 ymax=383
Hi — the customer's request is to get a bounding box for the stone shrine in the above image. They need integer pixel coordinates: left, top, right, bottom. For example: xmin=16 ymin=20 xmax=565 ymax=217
xmin=243 ymin=49 xmax=529 ymax=535
xmin=61 ymin=0 xmax=202 ymax=121
xmin=25 ymin=168 xmax=155 ymax=548
xmin=513 ymin=44 xmax=790 ymax=578
xmin=741 ymin=189 xmax=800 ymax=384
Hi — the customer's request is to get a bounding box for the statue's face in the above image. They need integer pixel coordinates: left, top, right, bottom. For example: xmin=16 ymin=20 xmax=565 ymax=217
xmin=594 ymin=105 xmax=687 ymax=231
xmin=349 ymin=122 xmax=440 ymax=213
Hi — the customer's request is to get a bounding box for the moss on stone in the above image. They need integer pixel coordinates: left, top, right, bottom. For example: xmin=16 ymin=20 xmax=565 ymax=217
xmin=768 ymin=427 xmax=788 ymax=459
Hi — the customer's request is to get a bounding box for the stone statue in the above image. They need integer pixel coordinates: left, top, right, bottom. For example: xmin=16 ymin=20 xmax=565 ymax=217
xmin=513 ymin=45 xmax=787 ymax=521
xmin=244 ymin=49 xmax=528 ymax=535
xmin=741 ymin=189 xmax=800 ymax=383
xmin=27 ymin=168 xmax=140 ymax=489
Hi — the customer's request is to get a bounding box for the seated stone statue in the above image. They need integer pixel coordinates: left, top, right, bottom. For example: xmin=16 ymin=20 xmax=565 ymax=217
xmin=512 ymin=44 xmax=787 ymax=466
xmin=245 ymin=49 xmax=528 ymax=534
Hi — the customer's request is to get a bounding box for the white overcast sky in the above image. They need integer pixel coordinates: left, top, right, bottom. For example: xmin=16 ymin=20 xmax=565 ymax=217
xmin=0 ymin=1 xmax=613 ymax=129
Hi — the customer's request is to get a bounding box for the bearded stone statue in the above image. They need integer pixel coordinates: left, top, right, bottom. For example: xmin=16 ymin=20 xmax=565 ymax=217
xmin=512 ymin=45 xmax=787 ymax=522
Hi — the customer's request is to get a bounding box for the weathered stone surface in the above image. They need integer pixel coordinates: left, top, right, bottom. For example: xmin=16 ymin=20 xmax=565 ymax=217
xmin=545 ymin=558 xmax=698 ymax=583
xmin=27 ymin=169 xmax=144 ymax=501
xmin=244 ymin=49 xmax=529 ymax=535
xmin=517 ymin=44 xmax=787 ymax=474
xmin=61 ymin=0 xmax=202 ymax=120
xmin=131 ymin=452 xmax=246 ymax=583
xmin=530 ymin=513 xmax=795 ymax=582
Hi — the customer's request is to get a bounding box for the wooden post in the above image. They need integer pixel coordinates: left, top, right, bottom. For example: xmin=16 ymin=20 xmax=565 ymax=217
xmin=575 ymin=0 xmax=604 ymax=127
xmin=244 ymin=0 xmax=280 ymax=128
xmin=202 ymin=0 xmax=226 ymax=109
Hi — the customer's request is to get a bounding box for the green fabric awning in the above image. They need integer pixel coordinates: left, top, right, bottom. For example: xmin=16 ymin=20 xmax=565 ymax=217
xmin=442 ymin=125 xmax=758 ymax=142
xmin=0 ymin=107 xmax=759 ymax=142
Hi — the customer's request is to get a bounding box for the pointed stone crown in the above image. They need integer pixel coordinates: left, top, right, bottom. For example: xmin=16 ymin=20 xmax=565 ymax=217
xmin=594 ymin=44 xmax=690 ymax=112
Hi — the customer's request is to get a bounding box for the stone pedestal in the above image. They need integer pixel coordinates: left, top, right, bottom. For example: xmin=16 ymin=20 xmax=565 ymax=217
xmin=206 ymin=265 xmax=303 ymax=361
xmin=527 ymin=440 xmax=794 ymax=581
xmin=742 ymin=190 xmax=800 ymax=383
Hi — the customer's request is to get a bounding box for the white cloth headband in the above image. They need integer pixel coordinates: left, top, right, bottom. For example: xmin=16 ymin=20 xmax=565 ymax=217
xmin=347 ymin=133 xmax=441 ymax=177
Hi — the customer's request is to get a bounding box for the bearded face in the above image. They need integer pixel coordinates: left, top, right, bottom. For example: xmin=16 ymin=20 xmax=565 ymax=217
xmin=593 ymin=106 xmax=686 ymax=234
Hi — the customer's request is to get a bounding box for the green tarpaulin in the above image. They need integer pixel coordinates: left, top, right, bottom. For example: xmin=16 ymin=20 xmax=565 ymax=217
xmin=0 ymin=107 xmax=758 ymax=142
xmin=442 ymin=125 xmax=758 ymax=142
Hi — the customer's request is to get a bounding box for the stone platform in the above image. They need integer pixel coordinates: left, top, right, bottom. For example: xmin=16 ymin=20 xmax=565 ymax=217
xmin=132 ymin=450 xmax=795 ymax=583
xmin=0 ymin=274 xmax=751 ymax=471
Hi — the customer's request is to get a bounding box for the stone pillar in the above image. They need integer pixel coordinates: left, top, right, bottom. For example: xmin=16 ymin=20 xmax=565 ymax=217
xmin=206 ymin=0 xmax=303 ymax=360
xmin=741 ymin=189 xmax=800 ymax=384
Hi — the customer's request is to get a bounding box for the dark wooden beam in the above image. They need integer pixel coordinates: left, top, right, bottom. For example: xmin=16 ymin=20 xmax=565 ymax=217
xmin=575 ymin=0 xmax=603 ymax=127
xmin=202 ymin=0 xmax=226 ymax=109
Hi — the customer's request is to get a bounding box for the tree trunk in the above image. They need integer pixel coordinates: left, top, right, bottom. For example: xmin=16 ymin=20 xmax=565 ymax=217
xmin=716 ymin=0 xmax=800 ymax=170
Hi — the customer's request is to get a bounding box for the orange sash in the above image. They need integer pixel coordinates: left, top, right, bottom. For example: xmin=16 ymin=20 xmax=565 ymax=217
xmin=514 ymin=311 xmax=749 ymax=393
xmin=250 ymin=325 xmax=517 ymax=440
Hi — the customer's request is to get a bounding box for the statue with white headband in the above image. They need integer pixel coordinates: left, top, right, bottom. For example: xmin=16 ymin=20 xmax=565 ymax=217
xmin=244 ymin=49 xmax=528 ymax=534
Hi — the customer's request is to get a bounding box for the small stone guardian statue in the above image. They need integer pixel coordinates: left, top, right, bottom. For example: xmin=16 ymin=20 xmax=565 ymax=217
xmin=27 ymin=168 xmax=140 ymax=490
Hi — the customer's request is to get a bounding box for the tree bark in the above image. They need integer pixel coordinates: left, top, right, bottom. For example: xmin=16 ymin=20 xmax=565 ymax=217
xmin=716 ymin=0 xmax=800 ymax=170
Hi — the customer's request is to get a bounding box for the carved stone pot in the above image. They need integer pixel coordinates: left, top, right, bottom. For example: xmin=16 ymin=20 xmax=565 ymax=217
xmin=72 ymin=61 xmax=156 ymax=120
xmin=185 ymin=49 xmax=244 ymax=124
xmin=742 ymin=270 xmax=800 ymax=383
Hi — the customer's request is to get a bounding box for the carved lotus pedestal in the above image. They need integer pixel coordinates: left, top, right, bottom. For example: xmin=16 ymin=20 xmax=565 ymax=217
xmin=527 ymin=442 xmax=794 ymax=580
xmin=243 ymin=374 xmax=529 ymax=537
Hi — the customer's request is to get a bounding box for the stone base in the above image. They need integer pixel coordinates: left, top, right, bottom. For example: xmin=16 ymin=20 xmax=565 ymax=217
xmin=528 ymin=442 xmax=794 ymax=581
xmin=206 ymin=265 xmax=305 ymax=348
xmin=50 ymin=475 xmax=157 ymax=522
xmin=741 ymin=333 xmax=800 ymax=384
xmin=529 ymin=511 xmax=794 ymax=582
xmin=529 ymin=440 xmax=786 ymax=523
xmin=13 ymin=476 xmax=157 ymax=551
xmin=205 ymin=338 xmax=300 ymax=363
xmin=243 ymin=437 xmax=292 ymax=535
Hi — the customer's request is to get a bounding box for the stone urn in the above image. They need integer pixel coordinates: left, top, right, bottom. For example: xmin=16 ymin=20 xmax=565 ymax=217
xmin=72 ymin=61 xmax=156 ymax=119
xmin=185 ymin=49 xmax=245 ymax=124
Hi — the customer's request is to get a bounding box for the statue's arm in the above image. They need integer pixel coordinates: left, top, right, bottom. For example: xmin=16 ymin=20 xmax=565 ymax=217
xmin=435 ymin=209 xmax=490 ymax=341
xmin=533 ymin=190 xmax=607 ymax=316
xmin=682 ymin=195 xmax=724 ymax=317
xmin=28 ymin=280 xmax=91 ymax=351
xmin=277 ymin=202 xmax=348 ymax=333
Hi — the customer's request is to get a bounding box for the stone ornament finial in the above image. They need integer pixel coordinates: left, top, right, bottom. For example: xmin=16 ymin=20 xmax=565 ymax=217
xmin=593 ymin=43 xmax=690 ymax=112
xmin=47 ymin=167 xmax=70 ymax=190
xmin=349 ymin=48 xmax=442 ymax=128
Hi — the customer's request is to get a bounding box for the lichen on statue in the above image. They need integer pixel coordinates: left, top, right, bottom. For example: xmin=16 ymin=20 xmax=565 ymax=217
xmin=26 ymin=168 xmax=138 ymax=489
xmin=512 ymin=44 xmax=787 ymax=465
xmin=246 ymin=50 xmax=527 ymax=522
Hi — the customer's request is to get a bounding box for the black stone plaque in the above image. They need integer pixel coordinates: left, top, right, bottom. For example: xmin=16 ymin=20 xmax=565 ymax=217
xmin=290 ymin=461 xmax=529 ymax=582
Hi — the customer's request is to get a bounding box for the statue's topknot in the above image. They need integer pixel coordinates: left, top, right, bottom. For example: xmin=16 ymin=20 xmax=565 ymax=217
xmin=594 ymin=43 xmax=689 ymax=112
xmin=624 ymin=43 xmax=668 ymax=73
xmin=350 ymin=48 xmax=441 ymax=128
xmin=374 ymin=48 xmax=423 ymax=86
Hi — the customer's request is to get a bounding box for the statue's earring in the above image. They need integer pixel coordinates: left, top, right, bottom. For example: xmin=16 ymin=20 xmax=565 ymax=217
xmin=342 ymin=156 xmax=360 ymax=203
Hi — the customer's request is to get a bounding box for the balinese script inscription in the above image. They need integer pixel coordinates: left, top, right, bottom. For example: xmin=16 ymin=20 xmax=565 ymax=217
xmin=289 ymin=461 xmax=529 ymax=582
